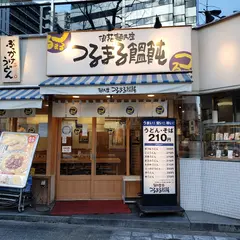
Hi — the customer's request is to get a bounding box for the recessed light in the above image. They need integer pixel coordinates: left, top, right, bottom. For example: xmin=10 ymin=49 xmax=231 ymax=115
xmin=106 ymin=95 xmax=111 ymax=98
xmin=73 ymin=96 xmax=80 ymax=98
xmin=147 ymin=94 xmax=155 ymax=97
xmin=45 ymin=104 xmax=49 ymax=107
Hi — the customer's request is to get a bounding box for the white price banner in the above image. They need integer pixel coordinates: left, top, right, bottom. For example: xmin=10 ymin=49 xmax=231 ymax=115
xmin=142 ymin=119 xmax=176 ymax=195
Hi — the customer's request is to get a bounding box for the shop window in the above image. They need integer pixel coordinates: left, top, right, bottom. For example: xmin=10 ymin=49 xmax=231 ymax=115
xmin=96 ymin=117 xmax=126 ymax=175
xmin=186 ymin=0 xmax=196 ymax=8
xmin=17 ymin=114 xmax=48 ymax=175
xmin=235 ymin=95 xmax=240 ymax=122
xmin=177 ymin=96 xmax=201 ymax=159
xmin=60 ymin=117 xmax=92 ymax=175
xmin=174 ymin=14 xmax=185 ymax=23
xmin=186 ymin=16 xmax=196 ymax=24
xmin=0 ymin=118 xmax=11 ymax=134
xmin=174 ymin=0 xmax=184 ymax=6
xmin=130 ymin=118 xmax=141 ymax=175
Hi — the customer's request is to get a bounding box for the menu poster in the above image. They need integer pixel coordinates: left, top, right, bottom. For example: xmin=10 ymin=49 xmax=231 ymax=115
xmin=142 ymin=119 xmax=176 ymax=195
xmin=0 ymin=132 xmax=39 ymax=188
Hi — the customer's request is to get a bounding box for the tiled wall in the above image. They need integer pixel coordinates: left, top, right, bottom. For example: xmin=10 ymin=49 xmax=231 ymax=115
xmin=180 ymin=159 xmax=202 ymax=211
xmin=180 ymin=159 xmax=240 ymax=219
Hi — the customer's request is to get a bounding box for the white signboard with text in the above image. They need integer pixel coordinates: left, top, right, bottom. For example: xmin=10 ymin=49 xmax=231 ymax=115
xmin=1 ymin=36 xmax=20 ymax=82
xmin=52 ymin=101 xmax=168 ymax=118
xmin=47 ymin=27 xmax=192 ymax=76
xmin=142 ymin=119 xmax=175 ymax=195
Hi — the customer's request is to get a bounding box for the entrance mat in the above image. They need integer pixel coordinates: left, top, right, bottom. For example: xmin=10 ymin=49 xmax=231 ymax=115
xmin=51 ymin=200 xmax=131 ymax=216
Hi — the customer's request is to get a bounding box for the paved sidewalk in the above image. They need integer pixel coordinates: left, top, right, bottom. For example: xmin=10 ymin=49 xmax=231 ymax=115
xmin=0 ymin=220 xmax=240 ymax=240
xmin=0 ymin=205 xmax=240 ymax=233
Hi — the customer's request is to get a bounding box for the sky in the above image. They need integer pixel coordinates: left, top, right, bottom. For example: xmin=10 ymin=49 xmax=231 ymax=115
xmin=198 ymin=0 xmax=240 ymax=18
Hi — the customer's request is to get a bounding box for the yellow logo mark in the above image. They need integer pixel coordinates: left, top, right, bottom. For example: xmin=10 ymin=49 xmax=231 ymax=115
xmin=172 ymin=52 xmax=192 ymax=71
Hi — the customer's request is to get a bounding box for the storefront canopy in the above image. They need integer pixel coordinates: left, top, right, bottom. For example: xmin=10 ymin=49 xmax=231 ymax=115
xmin=40 ymin=73 xmax=192 ymax=95
xmin=0 ymin=88 xmax=43 ymax=109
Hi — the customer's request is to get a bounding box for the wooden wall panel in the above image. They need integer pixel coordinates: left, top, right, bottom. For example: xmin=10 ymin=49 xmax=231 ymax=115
xmin=92 ymin=176 xmax=122 ymax=199
xmin=126 ymin=181 xmax=141 ymax=198
xmin=56 ymin=176 xmax=91 ymax=200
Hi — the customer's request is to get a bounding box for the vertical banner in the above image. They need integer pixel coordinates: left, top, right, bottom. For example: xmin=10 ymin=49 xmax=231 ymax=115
xmin=52 ymin=102 xmax=65 ymax=117
xmin=141 ymin=118 xmax=177 ymax=206
xmin=80 ymin=102 xmax=109 ymax=117
xmin=66 ymin=102 xmax=81 ymax=117
xmin=122 ymin=102 xmax=138 ymax=117
xmin=138 ymin=102 xmax=153 ymax=117
xmin=1 ymin=36 xmax=20 ymax=82
xmin=108 ymin=102 xmax=123 ymax=117
xmin=152 ymin=101 xmax=168 ymax=117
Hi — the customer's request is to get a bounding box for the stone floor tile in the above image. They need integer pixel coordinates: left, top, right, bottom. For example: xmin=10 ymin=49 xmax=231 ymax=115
xmin=214 ymin=237 xmax=237 ymax=240
xmin=173 ymin=234 xmax=194 ymax=240
xmin=152 ymin=233 xmax=173 ymax=239
xmin=194 ymin=236 xmax=215 ymax=240
xmin=112 ymin=231 xmax=132 ymax=237
xmin=132 ymin=232 xmax=152 ymax=237
xmin=131 ymin=237 xmax=152 ymax=240
xmin=110 ymin=236 xmax=131 ymax=240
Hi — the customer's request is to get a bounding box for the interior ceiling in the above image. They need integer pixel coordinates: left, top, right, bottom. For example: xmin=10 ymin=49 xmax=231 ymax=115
xmin=52 ymin=94 xmax=178 ymax=101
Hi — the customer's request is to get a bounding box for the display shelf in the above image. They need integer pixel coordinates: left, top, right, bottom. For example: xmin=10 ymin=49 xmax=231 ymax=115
xmin=203 ymin=122 xmax=240 ymax=161
xmin=203 ymin=157 xmax=240 ymax=161
xmin=210 ymin=140 xmax=240 ymax=143
xmin=204 ymin=122 xmax=240 ymax=127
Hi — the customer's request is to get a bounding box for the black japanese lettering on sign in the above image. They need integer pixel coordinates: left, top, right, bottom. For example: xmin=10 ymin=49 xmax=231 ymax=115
xmin=72 ymin=39 xmax=167 ymax=68
xmin=98 ymin=86 xmax=137 ymax=94
xmin=144 ymin=127 xmax=173 ymax=142
xmin=99 ymin=32 xmax=135 ymax=42
xmin=2 ymin=39 xmax=17 ymax=79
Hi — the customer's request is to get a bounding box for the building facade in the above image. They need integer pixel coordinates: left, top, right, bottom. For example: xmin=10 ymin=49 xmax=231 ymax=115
xmin=0 ymin=12 xmax=239 ymax=219
xmin=70 ymin=0 xmax=197 ymax=31
xmin=0 ymin=0 xmax=50 ymax=35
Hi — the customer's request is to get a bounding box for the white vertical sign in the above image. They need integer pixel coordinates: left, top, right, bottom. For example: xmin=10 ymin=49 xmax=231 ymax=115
xmin=142 ymin=119 xmax=176 ymax=194
xmin=1 ymin=36 xmax=20 ymax=82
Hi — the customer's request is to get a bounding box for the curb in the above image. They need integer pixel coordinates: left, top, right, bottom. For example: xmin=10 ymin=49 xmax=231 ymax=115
xmin=0 ymin=214 xmax=240 ymax=233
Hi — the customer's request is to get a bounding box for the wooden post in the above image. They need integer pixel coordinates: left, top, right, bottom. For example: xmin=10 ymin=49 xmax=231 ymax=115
xmin=126 ymin=118 xmax=130 ymax=176
xmin=11 ymin=118 xmax=18 ymax=132
xmin=91 ymin=117 xmax=97 ymax=198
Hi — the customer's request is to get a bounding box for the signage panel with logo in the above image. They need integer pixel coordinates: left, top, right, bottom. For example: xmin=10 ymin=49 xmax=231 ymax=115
xmin=47 ymin=28 xmax=192 ymax=76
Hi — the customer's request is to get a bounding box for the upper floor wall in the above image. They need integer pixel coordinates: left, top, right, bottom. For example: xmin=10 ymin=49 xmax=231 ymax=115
xmin=197 ymin=13 xmax=240 ymax=93
xmin=0 ymin=36 xmax=47 ymax=88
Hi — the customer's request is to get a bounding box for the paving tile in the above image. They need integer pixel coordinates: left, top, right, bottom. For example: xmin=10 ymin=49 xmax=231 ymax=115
xmin=132 ymin=232 xmax=152 ymax=237
xmin=110 ymin=236 xmax=131 ymax=240
xmin=131 ymin=237 xmax=152 ymax=240
xmin=112 ymin=231 xmax=132 ymax=237
xmin=214 ymin=237 xmax=237 ymax=240
xmin=173 ymin=234 xmax=194 ymax=240
xmin=194 ymin=236 xmax=215 ymax=240
xmin=152 ymin=233 xmax=173 ymax=239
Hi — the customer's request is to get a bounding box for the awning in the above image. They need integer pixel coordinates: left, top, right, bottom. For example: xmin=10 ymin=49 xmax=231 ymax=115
xmin=40 ymin=73 xmax=192 ymax=95
xmin=0 ymin=89 xmax=43 ymax=109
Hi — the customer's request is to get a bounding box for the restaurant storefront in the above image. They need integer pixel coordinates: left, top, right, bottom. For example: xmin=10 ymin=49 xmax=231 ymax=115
xmin=1 ymin=13 xmax=239 ymax=219
xmin=37 ymin=26 xmax=193 ymax=201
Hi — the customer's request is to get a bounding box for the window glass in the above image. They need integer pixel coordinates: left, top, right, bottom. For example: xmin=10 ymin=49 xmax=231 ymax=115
xmin=174 ymin=14 xmax=185 ymax=23
xmin=186 ymin=0 xmax=196 ymax=8
xmin=96 ymin=117 xmax=126 ymax=175
xmin=17 ymin=114 xmax=48 ymax=174
xmin=0 ymin=118 xmax=11 ymax=134
xmin=60 ymin=118 xmax=92 ymax=175
xmin=174 ymin=0 xmax=184 ymax=6
xmin=177 ymin=96 xmax=201 ymax=158
xmin=130 ymin=118 xmax=141 ymax=175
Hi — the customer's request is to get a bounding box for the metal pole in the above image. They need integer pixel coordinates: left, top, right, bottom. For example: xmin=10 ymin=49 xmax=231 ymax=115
xmin=122 ymin=0 xmax=126 ymax=28
xmin=50 ymin=0 xmax=54 ymax=31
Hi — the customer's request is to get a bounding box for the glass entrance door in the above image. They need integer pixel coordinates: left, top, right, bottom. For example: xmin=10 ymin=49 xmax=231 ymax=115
xmin=57 ymin=117 xmax=94 ymax=200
